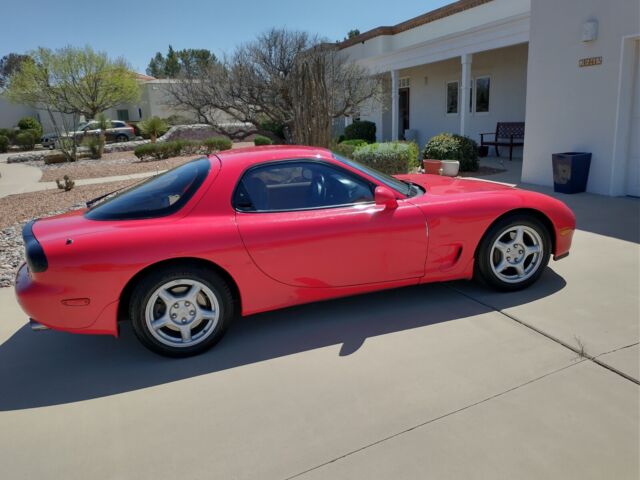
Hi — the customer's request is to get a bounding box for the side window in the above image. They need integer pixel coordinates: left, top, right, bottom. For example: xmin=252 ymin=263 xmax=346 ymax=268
xmin=235 ymin=161 xmax=375 ymax=212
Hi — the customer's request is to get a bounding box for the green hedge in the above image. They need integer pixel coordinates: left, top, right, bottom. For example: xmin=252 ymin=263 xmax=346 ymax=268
xmin=202 ymin=137 xmax=232 ymax=153
xmin=254 ymin=135 xmax=273 ymax=146
xmin=351 ymin=142 xmax=415 ymax=175
xmin=134 ymin=136 xmax=233 ymax=161
xmin=423 ymin=133 xmax=479 ymax=172
xmin=344 ymin=120 xmax=376 ymax=143
xmin=0 ymin=135 xmax=8 ymax=153
xmin=333 ymin=139 xmax=368 ymax=159
xmin=17 ymin=117 xmax=43 ymax=139
xmin=15 ymin=130 xmax=36 ymax=150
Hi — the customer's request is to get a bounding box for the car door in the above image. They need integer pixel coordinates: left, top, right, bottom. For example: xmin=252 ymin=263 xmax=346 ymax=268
xmin=234 ymin=160 xmax=427 ymax=288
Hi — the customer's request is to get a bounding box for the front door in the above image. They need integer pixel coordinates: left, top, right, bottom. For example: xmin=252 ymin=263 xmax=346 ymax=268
xmin=399 ymin=87 xmax=410 ymax=140
xmin=234 ymin=160 xmax=427 ymax=288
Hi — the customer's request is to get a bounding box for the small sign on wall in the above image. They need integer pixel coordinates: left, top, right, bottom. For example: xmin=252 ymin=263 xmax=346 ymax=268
xmin=578 ymin=56 xmax=602 ymax=68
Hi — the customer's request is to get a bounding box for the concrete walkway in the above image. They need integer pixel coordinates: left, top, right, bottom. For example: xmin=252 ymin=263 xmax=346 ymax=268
xmin=0 ymin=153 xmax=43 ymax=197
xmin=0 ymin=153 xmax=163 ymax=198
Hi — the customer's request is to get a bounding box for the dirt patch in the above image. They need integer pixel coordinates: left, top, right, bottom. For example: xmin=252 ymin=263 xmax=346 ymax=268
xmin=36 ymin=153 xmax=200 ymax=182
xmin=0 ymin=180 xmax=139 ymax=229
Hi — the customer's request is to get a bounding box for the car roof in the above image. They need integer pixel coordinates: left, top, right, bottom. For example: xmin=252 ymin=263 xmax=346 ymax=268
xmin=213 ymin=145 xmax=334 ymax=168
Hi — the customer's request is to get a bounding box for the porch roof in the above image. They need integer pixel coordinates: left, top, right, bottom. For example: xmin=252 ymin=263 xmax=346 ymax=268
xmin=340 ymin=0 xmax=530 ymax=72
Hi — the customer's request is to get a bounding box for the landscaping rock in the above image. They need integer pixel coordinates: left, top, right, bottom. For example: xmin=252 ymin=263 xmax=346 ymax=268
xmin=103 ymin=139 xmax=150 ymax=153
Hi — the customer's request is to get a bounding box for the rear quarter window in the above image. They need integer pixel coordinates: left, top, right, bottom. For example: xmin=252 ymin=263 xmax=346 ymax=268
xmin=85 ymin=157 xmax=210 ymax=220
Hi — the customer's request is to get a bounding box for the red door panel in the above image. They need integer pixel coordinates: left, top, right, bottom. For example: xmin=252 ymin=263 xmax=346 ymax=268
xmin=235 ymin=201 xmax=427 ymax=288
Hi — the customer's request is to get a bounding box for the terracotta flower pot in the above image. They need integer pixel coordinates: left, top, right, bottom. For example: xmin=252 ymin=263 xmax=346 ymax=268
xmin=423 ymin=159 xmax=442 ymax=175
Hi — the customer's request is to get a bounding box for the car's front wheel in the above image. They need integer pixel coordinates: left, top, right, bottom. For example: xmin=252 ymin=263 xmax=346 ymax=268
xmin=475 ymin=214 xmax=551 ymax=291
xmin=129 ymin=266 xmax=234 ymax=357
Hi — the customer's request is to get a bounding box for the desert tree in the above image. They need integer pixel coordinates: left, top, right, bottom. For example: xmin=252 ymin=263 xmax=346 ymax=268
xmin=0 ymin=53 xmax=31 ymax=90
xmin=5 ymin=46 xmax=139 ymax=160
xmin=166 ymin=28 xmax=385 ymax=146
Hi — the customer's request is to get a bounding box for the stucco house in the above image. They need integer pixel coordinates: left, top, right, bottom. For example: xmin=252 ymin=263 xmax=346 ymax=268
xmin=339 ymin=0 xmax=639 ymax=196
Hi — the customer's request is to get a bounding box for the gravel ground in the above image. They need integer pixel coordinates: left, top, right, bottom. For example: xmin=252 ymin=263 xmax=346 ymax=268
xmin=34 ymin=153 xmax=200 ymax=182
xmin=0 ymin=180 xmax=138 ymax=288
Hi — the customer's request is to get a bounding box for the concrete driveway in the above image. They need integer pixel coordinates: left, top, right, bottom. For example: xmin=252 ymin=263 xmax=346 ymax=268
xmin=0 ymin=184 xmax=638 ymax=479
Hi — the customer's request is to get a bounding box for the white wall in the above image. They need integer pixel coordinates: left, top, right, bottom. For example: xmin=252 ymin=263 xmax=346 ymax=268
xmin=0 ymin=96 xmax=37 ymax=129
xmin=523 ymin=0 xmax=640 ymax=195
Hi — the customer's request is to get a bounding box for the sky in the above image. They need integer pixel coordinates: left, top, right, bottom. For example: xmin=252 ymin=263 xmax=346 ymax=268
xmin=1 ymin=0 xmax=451 ymax=74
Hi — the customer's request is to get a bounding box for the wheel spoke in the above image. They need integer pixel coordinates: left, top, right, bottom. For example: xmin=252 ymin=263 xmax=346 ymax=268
xmin=180 ymin=325 xmax=192 ymax=342
xmin=495 ymin=241 xmax=510 ymax=253
xmin=513 ymin=227 xmax=524 ymax=244
xmin=514 ymin=263 xmax=525 ymax=277
xmin=184 ymin=284 xmax=201 ymax=304
xmin=150 ymin=315 xmax=169 ymax=331
xmin=494 ymin=259 xmax=508 ymax=273
xmin=197 ymin=307 xmax=216 ymax=321
xmin=158 ymin=289 xmax=178 ymax=307
xmin=526 ymin=245 xmax=541 ymax=256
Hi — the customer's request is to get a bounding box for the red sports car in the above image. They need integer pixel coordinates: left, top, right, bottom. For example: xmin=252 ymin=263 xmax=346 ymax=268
xmin=15 ymin=146 xmax=575 ymax=356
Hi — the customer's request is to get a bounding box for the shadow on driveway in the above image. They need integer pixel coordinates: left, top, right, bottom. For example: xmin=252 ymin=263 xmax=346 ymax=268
xmin=0 ymin=270 xmax=566 ymax=411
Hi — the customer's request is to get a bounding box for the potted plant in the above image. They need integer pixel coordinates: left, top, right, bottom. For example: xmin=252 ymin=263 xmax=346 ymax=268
xmin=423 ymin=133 xmax=479 ymax=176
xmin=423 ymin=159 xmax=442 ymax=175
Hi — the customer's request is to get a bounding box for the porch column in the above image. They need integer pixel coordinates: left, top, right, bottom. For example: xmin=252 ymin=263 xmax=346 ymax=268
xmin=460 ymin=54 xmax=472 ymax=136
xmin=391 ymin=69 xmax=399 ymax=141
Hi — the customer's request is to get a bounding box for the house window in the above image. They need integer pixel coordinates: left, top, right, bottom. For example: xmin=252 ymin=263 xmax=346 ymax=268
xmin=399 ymin=77 xmax=410 ymax=89
xmin=475 ymin=76 xmax=490 ymax=113
xmin=446 ymin=81 xmax=459 ymax=114
xmin=116 ymin=109 xmax=130 ymax=121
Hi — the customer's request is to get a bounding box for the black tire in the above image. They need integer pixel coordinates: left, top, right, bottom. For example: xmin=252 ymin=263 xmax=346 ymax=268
xmin=475 ymin=214 xmax=551 ymax=291
xmin=129 ymin=265 xmax=235 ymax=357
xmin=116 ymin=134 xmax=128 ymax=142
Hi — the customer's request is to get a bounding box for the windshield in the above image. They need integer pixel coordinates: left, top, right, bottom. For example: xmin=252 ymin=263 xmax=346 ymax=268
xmin=333 ymin=153 xmax=417 ymax=197
xmin=85 ymin=157 xmax=211 ymax=220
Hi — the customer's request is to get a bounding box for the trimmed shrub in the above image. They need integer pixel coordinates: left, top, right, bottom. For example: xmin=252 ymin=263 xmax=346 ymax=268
xmin=0 ymin=128 xmax=15 ymax=143
xmin=0 ymin=135 xmax=8 ymax=153
xmin=423 ymin=133 xmax=479 ymax=172
xmin=134 ymin=143 xmax=154 ymax=160
xmin=340 ymin=139 xmax=368 ymax=147
xmin=17 ymin=117 xmax=43 ymax=139
xmin=254 ymin=135 xmax=273 ymax=146
xmin=396 ymin=140 xmax=420 ymax=171
xmin=344 ymin=120 xmax=376 ymax=143
xmin=333 ymin=139 xmax=368 ymax=159
xmin=352 ymin=142 xmax=415 ymax=175
xmin=15 ymin=131 xmax=36 ymax=150
xmin=259 ymin=119 xmax=285 ymax=139
xmin=203 ymin=137 xmax=232 ymax=153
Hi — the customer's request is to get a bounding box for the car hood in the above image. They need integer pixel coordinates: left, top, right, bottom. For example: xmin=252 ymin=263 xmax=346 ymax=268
xmin=394 ymin=173 xmax=515 ymax=195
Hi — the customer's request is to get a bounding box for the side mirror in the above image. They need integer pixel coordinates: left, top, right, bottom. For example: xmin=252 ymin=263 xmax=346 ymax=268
xmin=375 ymin=186 xmax=398 ymax=210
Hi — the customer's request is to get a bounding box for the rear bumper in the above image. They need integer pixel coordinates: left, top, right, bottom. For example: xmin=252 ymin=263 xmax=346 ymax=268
xmin=15 ymin=263 xmax=118 ymax=336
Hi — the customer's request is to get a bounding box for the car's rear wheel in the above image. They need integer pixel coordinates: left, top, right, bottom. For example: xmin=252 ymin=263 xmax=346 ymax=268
xmin=116 ymin=134 xmax=128 ymax=142
xmin=129 ymin=266 xmax=234 ymax=357
xmin=475 ymin=214 xmax=551 ymax=291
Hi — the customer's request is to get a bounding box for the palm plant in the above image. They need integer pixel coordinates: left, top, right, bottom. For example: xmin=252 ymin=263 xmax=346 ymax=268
xmin=139 ymin=116 xmax=168 ymax=143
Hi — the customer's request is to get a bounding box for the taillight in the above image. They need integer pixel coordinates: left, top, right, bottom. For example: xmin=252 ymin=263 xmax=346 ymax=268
xmin=22 ymin=220 xmax=48 ymax=272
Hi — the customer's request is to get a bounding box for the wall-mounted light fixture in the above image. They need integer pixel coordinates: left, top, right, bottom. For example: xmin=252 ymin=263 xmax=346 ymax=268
xmin=581 ymin=20 xmax=598 ymax=42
